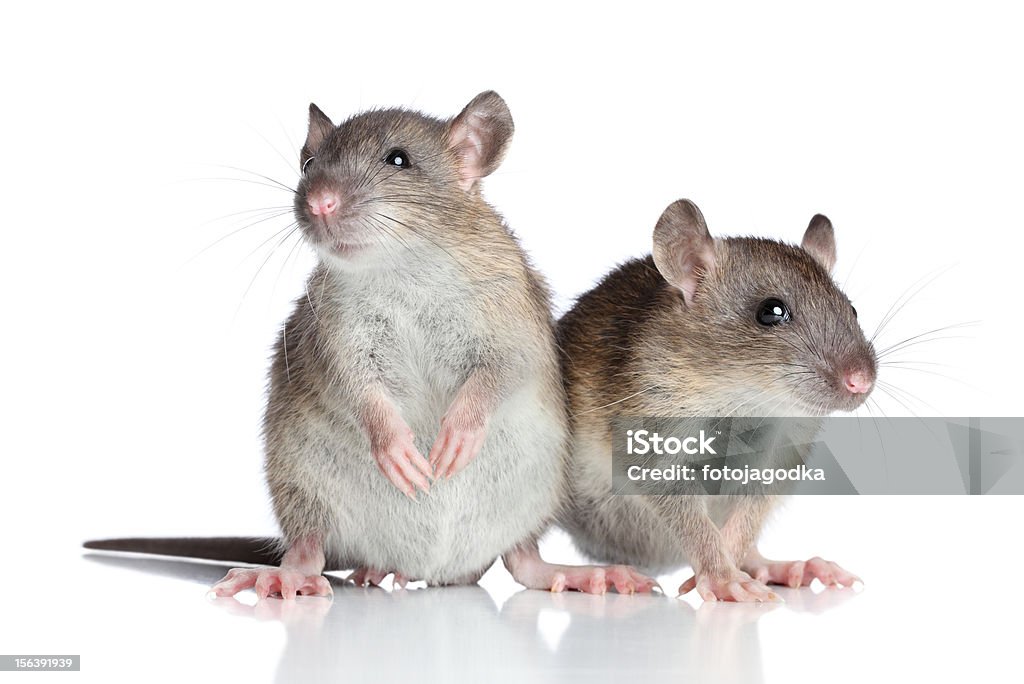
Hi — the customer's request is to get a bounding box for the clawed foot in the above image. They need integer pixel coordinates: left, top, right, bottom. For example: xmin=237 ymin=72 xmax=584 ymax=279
xmin=548 ymin=564 xmax=660 ymax=594
xmin=428 ymin=409 xmax=487 ymax=479
xmin=210 ymin=567 xmax=333 ymax=599
xmin=348 ymin=567 xmax=415 ymax=589
xmin=743 ymin=556 xmax=861 ymax=589
xmin=679 ymin=570 xmax=782 ymax=603
xmin=373 ymin=425 xmax=433 ymax=501
xmin=504 ymin=546 xmax=659 ymax=594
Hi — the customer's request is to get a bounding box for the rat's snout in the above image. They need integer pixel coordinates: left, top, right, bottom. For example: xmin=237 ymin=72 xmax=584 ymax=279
xmin=297 ymin=178 xmax=371 ymax=258
xmin=307 ymin=191 xmax=340 ymax=217
xmin=843 ymin=368 xmax=873 ymax=395
xmin=820 ymin=346 xmax=877 ymax=411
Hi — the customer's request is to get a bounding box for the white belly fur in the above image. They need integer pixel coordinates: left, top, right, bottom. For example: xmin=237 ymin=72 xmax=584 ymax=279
xmin=288 ymin=255 xmax=564 ymax=582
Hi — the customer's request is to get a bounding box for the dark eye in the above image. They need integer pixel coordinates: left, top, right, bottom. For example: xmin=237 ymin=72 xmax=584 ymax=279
xmin=385 ymin=149 xmax=411 ymax=168
xmin=302 ymin=156 xmax=315 ymax=174
xmin=756 ymin=298 xmax=791 ymax=326
xmin=851 ymin=305 xmax=858 ymax=319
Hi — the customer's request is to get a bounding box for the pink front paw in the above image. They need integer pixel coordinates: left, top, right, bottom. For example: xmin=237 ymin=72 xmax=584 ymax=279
xmin=211 ymin=567 xmax=333 ymax=599
xmin=428 ymin=410 xmax=487 ymax=479
xmin=373 ymin=426 xmax=433 ymax=500
xmin=679 ymin=570 xmax=782 ymax=603
xmin=744 ymin=556 xmax=861 ymax=589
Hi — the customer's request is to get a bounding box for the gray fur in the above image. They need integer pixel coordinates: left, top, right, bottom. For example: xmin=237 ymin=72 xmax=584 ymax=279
xmin=265 ymin=92 xmax=568 ymax=584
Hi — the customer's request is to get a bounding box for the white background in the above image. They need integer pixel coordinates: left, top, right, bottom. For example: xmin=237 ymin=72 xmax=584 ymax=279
xmin=2 ymin=2 xmax=1022 ymax=682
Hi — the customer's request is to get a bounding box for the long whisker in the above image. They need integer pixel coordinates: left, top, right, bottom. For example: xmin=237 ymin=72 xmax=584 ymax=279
xmin=234 ymin=222 xmax=300 ymax=320
xmin=187 ymin=209 xmax=294 ymax=264
xmin=249 ymin=123 xmax=301 ymax=180
xmin=870 ymin=266 xmax=954 ymax=343
xmin=863 ymin=398 xmax=890 ymax=480
xmin=373 ymin=212 xmax=460 ymax=264
xmin=241 ymin=221 xmax=303 ymax=262
xmin=204 ymin=164 xmax=296 ymax=193
xmin=189 ymin=176 xmax=295 ymax=194
xmin=570 ymin=386 xmax=660 ymax=417
xmin=875 ymin=321 xmax=979 ymax=358
xmin=201 ymin=205 xmax=294 ymax=226
xmin=366 ymin=214 xmax=416 ymax=256
xmin=272 ymin=224 xmax=310 ymax=301
xmin=878 ymin=362 xmax=975 ymax=386
xmin=840 ymin=238 xmax=871 ymax=291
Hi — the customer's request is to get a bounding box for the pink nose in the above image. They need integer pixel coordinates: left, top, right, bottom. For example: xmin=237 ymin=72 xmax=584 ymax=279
xmin=844 ymin=370 xmax=873 ymax=394
xmin=307 ymin=192 xmax=339 ymax=217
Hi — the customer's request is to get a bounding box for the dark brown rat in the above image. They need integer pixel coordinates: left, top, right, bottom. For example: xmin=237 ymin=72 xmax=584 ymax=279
xmin=557 ymin=199 xmax=876 ymax=602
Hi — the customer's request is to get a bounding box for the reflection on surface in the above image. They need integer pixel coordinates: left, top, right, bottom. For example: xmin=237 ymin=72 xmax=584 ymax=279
xmin=219 ymin=587 xmax=551 ymax=683
xmin=84 ymin=552 xmax=236 ymax=584
xmin=84 ymin=552 xmax=860 ymax=683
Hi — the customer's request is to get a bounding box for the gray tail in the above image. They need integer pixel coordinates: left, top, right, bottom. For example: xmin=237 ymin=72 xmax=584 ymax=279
xmin=83 ymin=537 xmax=282 ymax=566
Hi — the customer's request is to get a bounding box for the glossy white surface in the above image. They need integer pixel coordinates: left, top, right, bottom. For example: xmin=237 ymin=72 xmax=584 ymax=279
xmin=4 ymin=497 xmax=1021 ymax=683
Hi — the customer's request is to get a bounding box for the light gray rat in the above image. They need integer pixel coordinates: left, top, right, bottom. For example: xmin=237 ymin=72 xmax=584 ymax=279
xmin=556 ymin=199 xmax=876 ymax=602
xmin=87 ymin=92 xmax=656 ymax=597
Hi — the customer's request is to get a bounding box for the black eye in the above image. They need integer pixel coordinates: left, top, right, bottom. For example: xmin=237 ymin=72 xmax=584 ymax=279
xmin=756 ymin=298 xmax=791 ymax=326
xmin=302 ymin=156 xmax=315 ymax=174
xmin=385 ymin=149 xmax=411 ymax=168
xmin=851 ymin=305 xmax=858 ymax=319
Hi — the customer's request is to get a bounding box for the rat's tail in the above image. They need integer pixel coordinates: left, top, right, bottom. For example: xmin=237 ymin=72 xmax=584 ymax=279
xmin=83 ymin=537 xmax=283 ymax=566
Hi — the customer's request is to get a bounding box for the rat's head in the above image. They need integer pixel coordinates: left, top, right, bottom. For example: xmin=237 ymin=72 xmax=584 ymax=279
xmin=293 ymin=91 xmax=513 ymax=267
xmin=651 ymin=199 xmax=876 ymax=415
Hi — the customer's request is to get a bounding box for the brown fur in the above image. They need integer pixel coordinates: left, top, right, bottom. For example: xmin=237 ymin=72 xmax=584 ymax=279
xmin=556 ymin=201 xmax=876 ymax=578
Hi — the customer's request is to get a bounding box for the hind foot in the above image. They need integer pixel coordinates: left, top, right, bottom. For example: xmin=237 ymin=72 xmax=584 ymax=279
xmin=741 ymin=550 xmax=861 ymax=589
xmin=348 ymin=567 xmax=417 ymax=589
xmin=211 ymin=567 xmax=333 ymax=599
xmin=503 ymin=544 xmax=660 ymax=594
xmin=679 ymin=568 xmax=781 ymax=602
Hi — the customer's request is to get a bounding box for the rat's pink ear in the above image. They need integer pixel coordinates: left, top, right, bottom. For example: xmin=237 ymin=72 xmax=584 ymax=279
xmin=446 ymin=91 xmax=514 ymax=192
xmin=301 ymin=103 xmax=334 ymax=166
xmin=801 ymin=214 xmax=837 ymax=273
xmin=652 ymin=199 xmax=716 ymax=306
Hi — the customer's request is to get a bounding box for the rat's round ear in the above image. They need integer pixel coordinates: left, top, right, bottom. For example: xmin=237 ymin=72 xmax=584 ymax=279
xmin=302 ymin=103 xmax=335 ymax=168
xmin=801 ymin=214 xmax=837 ymax=273
xmin=446 ymin=91 xmax=514 ymax=192
xmin=652 ymin=199 xmax=717 ymax=307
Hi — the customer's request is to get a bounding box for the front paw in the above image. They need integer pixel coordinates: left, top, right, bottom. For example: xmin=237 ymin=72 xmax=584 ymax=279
xmin=679 ymin=569 xmax=782 ymax=603
xmin=372 ymin=427 xmax=433 ymax=500
xmin=428 ymin=409 xmax=488 ymax=479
